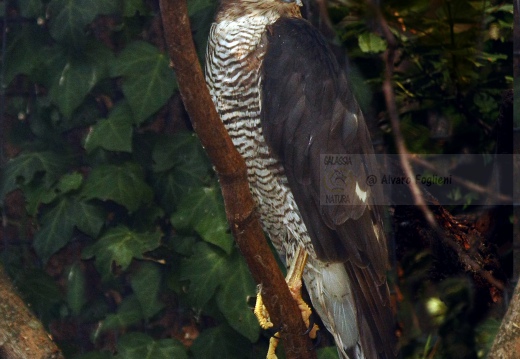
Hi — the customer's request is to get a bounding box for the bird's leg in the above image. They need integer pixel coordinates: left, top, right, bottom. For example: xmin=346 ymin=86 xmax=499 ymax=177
xmin=254 ymin=246 xmax=319 ymax=359
xmin=285 ymin=246 xmax=319 ymax=340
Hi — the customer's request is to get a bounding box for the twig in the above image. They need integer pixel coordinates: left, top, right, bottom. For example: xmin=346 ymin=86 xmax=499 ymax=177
xmin=158 ymin=1 xmax=315 ymax=358
xmin=369 ymin=0 xmax=439 ymax=231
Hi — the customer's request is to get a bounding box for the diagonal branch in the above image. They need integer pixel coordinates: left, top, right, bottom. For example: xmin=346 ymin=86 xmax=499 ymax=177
xmin=158 ymin=1 xmax=315 ymax=358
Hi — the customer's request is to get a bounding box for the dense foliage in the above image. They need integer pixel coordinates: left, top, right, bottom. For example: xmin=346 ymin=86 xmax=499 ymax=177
xmin=0 ymin=0 xmax=513 ymax=358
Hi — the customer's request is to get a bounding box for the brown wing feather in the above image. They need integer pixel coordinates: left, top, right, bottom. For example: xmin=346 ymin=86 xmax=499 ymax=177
xmin=261 ymin=17 xmax=397 ymax=357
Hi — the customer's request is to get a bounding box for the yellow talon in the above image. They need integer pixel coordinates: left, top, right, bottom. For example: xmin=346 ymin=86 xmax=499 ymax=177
xmin=254 ymin=246 xmax=319 ymax=359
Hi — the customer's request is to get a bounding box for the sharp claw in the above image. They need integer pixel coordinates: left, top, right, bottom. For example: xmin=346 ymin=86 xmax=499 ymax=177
xmin=302 ymin=314 xmax=315 ymax=336
xmin=308 ymin=328 xmax=322 ymax=352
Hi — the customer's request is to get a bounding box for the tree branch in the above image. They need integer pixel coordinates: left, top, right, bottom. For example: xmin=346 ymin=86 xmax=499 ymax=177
xmin=158 ymin=1 xmax=315 ymax=358
xmin=488 ymin=280 xmax=520 ymax=358
xmin=0 ymin=264 xmax=64 ymax=359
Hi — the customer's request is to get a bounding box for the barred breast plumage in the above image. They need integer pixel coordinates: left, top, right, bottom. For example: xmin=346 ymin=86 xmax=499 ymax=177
xmin=205 ymin=13 xmax=314 ymax=261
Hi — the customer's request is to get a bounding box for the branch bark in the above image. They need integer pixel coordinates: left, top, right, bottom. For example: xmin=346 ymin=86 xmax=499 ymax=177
xmin=488 ymin=281 xmax=520 ymax=358
xmin=158 ymin=1 xmax=315 ymax=358
xmin=0 ymin=264 xmax=64 ymax=359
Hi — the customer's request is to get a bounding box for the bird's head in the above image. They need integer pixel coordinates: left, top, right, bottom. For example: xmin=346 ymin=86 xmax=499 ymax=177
xmin=216 ymin=0 xmax=302 ymax=21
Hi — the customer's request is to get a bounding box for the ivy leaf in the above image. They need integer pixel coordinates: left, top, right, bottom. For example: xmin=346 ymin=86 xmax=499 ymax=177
xmin=73 ymin=352 xmax=112 ymax=359
xmin=171 ymin=186 xmax=233 ymax=254
xmin=67 ymin=261 xmax=87 ymax=316
xmin=81 ymin=162 xmax=153 ymax=213
xmin=216 ymin=251 xmax=259 ymax=343
xmin=358 ymin=32 xmax=387 ymax=53
xmin=131 ymin=262 xmax=164 ymax=319
xmin=82 ymin=226 xmax=162 ymax=279
xmin=179 ymin=242 xmax=228 ymax=308
xmin=100 ymin=295 xmax=144 ymax=331
xmin=73 ymin=201 xmax=106 ymax=238
xmin=123 ymin=0 xmax=150 ymax=17
xmin=47 ymin=0 xmax=119 ymax=45
xmin=187 ymin=0 xmax=214 ymax=15
xmin=0 ymin=151 xmax=68 ymax=203
xmin=33 ymin=196 xmax=105 ymax=263
xmin=48 ymin=59 xmax=100 ymax=118
xmin=111 ymin=41 xmax=177 ymax=123
xmin=33 ymin=197 xmax=76 ymax=263
xmin=84 ymin=102 xmax=134 ymax=153
xmin=152 ymin=132 xmax=210 ymax=173
xmin=190 ymin=325 xmax=251 ymax=359
xmin=317 ymin=346 xmax=340 ymax=359
xmin=115 ymin=333 xmax=188 ymax=359
xmin=4 ymin=26 xmax=46 ymax=85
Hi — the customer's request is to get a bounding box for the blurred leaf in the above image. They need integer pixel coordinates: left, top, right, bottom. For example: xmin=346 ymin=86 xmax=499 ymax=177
xmin=73 ymin=352 xmax=112 ymax=359
xmin=115 ymin=333 xmax=188 ymax=359
xmin=0 ymin=151 xmax=68 ymax=203
xmin=317 ymin=346 xmax=340 ymax=359
xmin=216 ymin=251 xmax=258 ymax=343
xmin=100 ymin=295 xmax=144 ymax=331
xmin=152 ymin=132 xmax=209 ymax=173
xmin=191 ymin=325 xmax=250 ymax=359
xmin=358 ymin=32 xmax=387 ymax=53
xmin=123 ymin=0 xmax=150 ymax=16
xmin=4 ymin=26 xmax=46 ymax=85
xmin=33 ymin=197 xmax=76 ymax=263
xmin=81 ymin=162 xmax=153 ymax=212
xmin=18 ymin=0 xmax=45 ymax=17
xmin=84 ymin=102 xmax=134 ymax=153
xmin=67 ymin=261 xmax=87 ymax=316
xmin=179 ymin=242 xmax=228 ymax=308
xmin=33 ymin=196 xmax=105 ymax=262
xmin=73 ymin=200 xmax=106 ymax=237
xmin=187 ymin=0 xmax=214 ymax=15
xmin=131 ymin=262 xmax=164 ymax=319
xmin=47 ymin=0 xmax=119 ymax=45
xmin=112 ymin=41 xmax=177 ymax=123
xmin=82 ymin=226 xmax=162 ymax=278
xmin=16 ymin=269 xmax=63 ymax=322
xmin=48 ymin=59 xmax=100 ymax=118
xmin=171 ymin=186 xmax=233 ymax=254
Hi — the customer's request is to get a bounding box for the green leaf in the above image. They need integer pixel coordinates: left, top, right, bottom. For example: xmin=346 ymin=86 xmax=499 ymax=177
xmin=48 ymin=59 xmax=100 ymax=118
xmin=16 ymin=269 xmax=63 ymax=322
xmin=33 ymin=197 xmax=76 ymax=263
xmin=18 ymin=0 xmax=45 ymax=18
xmin=152 ymin=132 xmax=210 ymax=173
xmin=4 ymin=26 xmax=46 ymax=85
xmin=73 ymin=352 xmax=112 ymax=359
xmin=84 ymin=102 xmax=134 ymax=153
xmin=171 ymin=186 xmax=233 ymax=254
xmin=47 ymin=0 xmax=119 ymax=45
xmin=179 ymin=242 xmax=228 ymax=308
xmin=358 ymin=32 xmax=387 ymax=53
xmin=67 ymin=261 xmax=87 ymax=316
xmin=73 ymin=201 xmax=106 ymax=238
xmin=112 ymin=41 xmax=177 ymax=123
xmin=187 ymin=0 xmax=214 ymax=15
xmin=100 ymin=295 xmax=144 ymax=331
xmin=0 ymin=151 xmax=68 ymax=203
xmin=317 ymin=346 xmax=340 ymax=359
xmin=191 ymin=325 xmax=250 ymax=359
xmin=82 ymin=226 xmax=162 ymax=278
xmin=131 ymin=262 xmax=164 ymax=319
xmin=57 ymin=172 xmax=84 ymax=193
xmin=116 ymin=333 xmax=188 ymax=359
xmin=32 ymin=195 xmax=105 ymax=262
xmin=123 ymin=0 xmax=150 ymax=16
xmin=81 ymin=162 xmax=153 ymax=212
xmin=216 ymin=251 xmax=259 ymax=342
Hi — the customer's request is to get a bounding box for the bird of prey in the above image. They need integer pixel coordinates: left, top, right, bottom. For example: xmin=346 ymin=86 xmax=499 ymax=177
xmin=205 ymin=0 xmax=397 ymax=358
